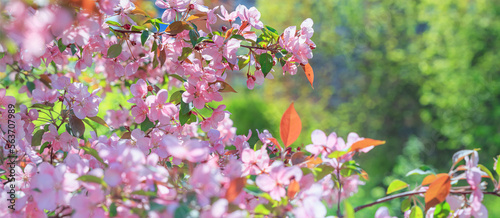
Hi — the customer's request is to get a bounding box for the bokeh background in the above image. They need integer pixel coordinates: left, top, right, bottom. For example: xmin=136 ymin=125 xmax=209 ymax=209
xmin=218 ymin=0 xmax=500 ymax=216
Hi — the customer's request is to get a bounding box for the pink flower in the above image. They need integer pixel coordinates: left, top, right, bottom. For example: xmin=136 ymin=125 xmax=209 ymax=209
xmin=146 ymin=89 xmax=178 ymax=123
xmin=164 ymin=135 xmax=209 ymax=163
xmin=375 ymin=206 xmax=397 ymax=218
xmin=256 ymin=161 xmax=302 ymax=201
xmin=130 ymin=78 xmax=148 ymax=99
xmin=305 ymin=130 xmax=339 ymax=156
xmin=218 ymin=5 xmax=238 ymax=23
xmin=0 ymin=89 xmax=16 ymax=107
xmin=32 ymin=88 xmax=58 ymax=104
xmin=14 ymin=163 xmax=37 ymax=190
xmin=31 ymin=163 xmax=79 ymax=211
xmin=130 ymin=100 xmax=149 ymax=123
xmin=241 ymin=147 xmax=269 ymax=176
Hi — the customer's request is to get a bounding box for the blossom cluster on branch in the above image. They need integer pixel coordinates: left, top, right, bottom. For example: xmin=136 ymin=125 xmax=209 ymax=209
xmin=0 ymin=0 xmax=498 ymax=218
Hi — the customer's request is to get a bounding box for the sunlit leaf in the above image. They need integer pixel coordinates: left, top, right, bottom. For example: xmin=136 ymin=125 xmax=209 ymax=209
xmin=87 ymin=116 xmax=109 ymax=128
xmin=401 ymin=198 xmax=411 ymax=212
xmin=386 ymin=179 xmax=408 ymax=194
xmin=425 ymin=174 xmax=451 ymax=211
xmin=280 ymin=102 xmax=302 ymax=147
xmin=348 ymin=138 xmax=386 ymax=153
xmin=287 ymin=179 xmax=300 ymax=199
xmin=186 ymin=13 xmax=207 ymax=22
xmin=302 ymin=63 xmax=314 ymax=89
xmin=433 ymin=201 xmax=450 ymax=218
xmin=421 ymin=173 xmax=448 ymax=186
xmin=225 ymin=177 xmax=246 ymax=202
xmin=410 ymin=206 xmax=423 ymax=218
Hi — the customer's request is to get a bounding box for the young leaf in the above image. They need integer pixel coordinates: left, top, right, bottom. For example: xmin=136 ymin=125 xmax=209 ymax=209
xmin=87 ymin=116 xmax=109 ymax=128
xmin=425 ymin=174 xmax=451 ymax=211
xmin=343 ymin=201 xmax=355 ymax=218
xmin=107 ymin=44 xmax=122 ymax=59
xmin=401 ymin=198 xmax=411 ymax=212
xmin=267 ymin=137 xmax=282 ymax=150
xmin=280 ymin=102 xmax=302 ymax=147
xmin=77 ymin=175 xmax=106 ymax=186
xmin=208 ymin=81 xmax=237 ymax=93
xmin=225 ymin=177 xmax=246 ymax=203
xmin=421 ymin=173 xmax=448 ymax=186
xmin=302 ymin=63 xmax=314 ymax=89
xmin=259 ymin=53 xmax=273 ymax=77
xmin=121 ymin=132 xmax=131 ymax=139
xmin=433 ymin=201 xmax=451 ymax=218
xmin=410 ymin=206 xmax=423 ymax=218
xmin=287 ymin=179 xmax=300 ymax=199
xmin=186 ymin=13 xmax=207 ymax=22
xmin=386 ymin=179 xmax=409 ymax=194
xmin=106 ymin=20 xmax=121 ymax=27
xmin=451 ymin=150 xmax=475 ymax=166
xmin=348 ymin=138 xmax=386 ymax=153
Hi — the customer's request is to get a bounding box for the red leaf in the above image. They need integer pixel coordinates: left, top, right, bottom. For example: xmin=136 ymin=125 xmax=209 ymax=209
xmin=425 ymin=174 xmax=451 ymax=211
xmin=267 ymin=137 xmax=282 ymax=150
xmin=225 ymin=177 xmax=246 ymax=203
xmin=302 ymin=63 xmax=314 ymax=89
xmin=280 ymin=102 xmax=302 ymax=147
xmin=348 ymin=138 xmax=386 ymax=153
xmin=287 ymin=179 xmax=300 ymax=199
xmin=421 ymin=173 xmax=448 ymax=186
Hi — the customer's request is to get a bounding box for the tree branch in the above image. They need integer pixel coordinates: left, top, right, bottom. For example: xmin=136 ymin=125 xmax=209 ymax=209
xmin=354 ymin=190 xmax=500 ymax=212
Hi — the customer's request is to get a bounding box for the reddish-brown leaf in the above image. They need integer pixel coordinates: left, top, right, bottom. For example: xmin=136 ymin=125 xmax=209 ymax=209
xmin=421 ymin=173 xmax=448 ymax=186
xmin=280 ymin=102 xmax=302 ymax=147
xmin=291 ymin=152 xmax=307 ymax=165
xmin=287 ymin=179 xmax=300 ymax=199
xmin=348 ymin=138 xmax=386 ymax=153
xmin=186 ymin=13 xmax=207 ymax=22
xmin=225 ymin=177 xmax=246 ymax=203
xmin=121 ymin=132 xmax=131 ymax=139
xmin=425 ymin=174 xmax=451 ymax=211
xmin=302 ymin=63 xmax=314 ymax=89
xmin=165 ymin=21 xmax=190 ymax=35
xmin=267 ymin=137 xmax=282 ymax=150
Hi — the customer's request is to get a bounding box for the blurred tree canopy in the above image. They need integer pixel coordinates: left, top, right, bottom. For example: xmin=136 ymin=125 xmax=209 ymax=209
xmin=222 ymin=0 xmax=500 ymax=216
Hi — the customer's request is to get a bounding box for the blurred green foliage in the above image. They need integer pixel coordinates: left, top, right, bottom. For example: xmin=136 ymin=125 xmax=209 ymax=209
xmin=222 ymin=0 xmax=500 ymax=216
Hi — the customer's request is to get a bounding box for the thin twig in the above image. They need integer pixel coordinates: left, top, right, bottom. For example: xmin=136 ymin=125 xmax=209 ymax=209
xmin=354 ymin=190 xmax=500 ymax=212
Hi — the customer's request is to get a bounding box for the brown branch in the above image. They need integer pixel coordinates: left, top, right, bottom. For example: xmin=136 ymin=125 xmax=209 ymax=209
xmin=354 ymin=190 xmax=500 ymax=213
xmin=113 ymin=29 xmax=142 ymax=34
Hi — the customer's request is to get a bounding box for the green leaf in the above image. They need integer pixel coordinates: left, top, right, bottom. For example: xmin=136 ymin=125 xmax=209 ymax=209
xmin=57 ymin=38 xmax=66 ymax=53
xmin=82 ymin=118 xmax=98 ymax=136
xmin=140 ymin=117 xmax=155 ymax=132
xmin=189 ymin=29 xmax=198 ymax=47
xmin=275 ymin=51 xmax=284 ymax=59
xmin=141 ymin=31 xmax=149 ymax=46
xmin=169 ymin=90 xmax=184 ymax=104
xmin=26 ymin=81 xmax=35 ymax=94
xmin=258 ymin=53 xmax=273 ymax=76
xmin=167 ymin=74 xmax=185 ymax=82
xmin=150 ymin=202 xmax=166 ymax=212
xmin=314 ymin=165 xmax=335 ymax=181
xmin=0 ymin=175 xmax=7 ymax=180
xmin=87 ymin=116 xmax=109 ymax=128
xmin=131 ymin=190 xmax=157 ymax=197
xmin=238 ymin=56 xmax=250 ymax=70
xmin=410 ymin=206 xmax=423 ymax=218
xmin=31 ymin=130 xmax=46 ymax=147
xmin=343 ymin=201 xmax=355 ymax=218
xmin=387 ymin=179 xmax=409 ymax=194
xmin=265 ymin=25 xmax=279 ymax=34
xmin=433 ymin=201 xmax=450 ymax=218
xmin=77 ymin=175 xmax=106 ymax=186
xmin=0 ymin=52 xmax=4 ymax=59
xmin=106 ymin=20 xmax=122 ymax=27
xmin=109 ymin=203 xmax=118 ymax=217
xmin=131 ymin=25 xmax=147 ymax=31
xmin=230 ymin=34 xmax=246 ymax=40
xmin=478 ymin=164 xmax=496 ymax=184
xmin=31 ymin=103 xmax=53 ymax=110
xmin=180 ymin=100 xmax=193 ymax=115
xmin=0 ymin=168 xmax=5 ymax=174
xmin=244 ymin=184 xmax=264 ymax=196
xmin=254 ymin=204 xmax=270 ymax=215
xmin=151 ymin=40 xmax=158 ymax=52
xmin=81 ymin=146 xmax=107 ymax=166
xmin=107 ymin=44 xmax=122 ymax=59
xmin=178 ymin=47 xmax=192 ymax=61
xmin=327 ymin=150 xmax=348 ymax=159
xmin=174 ymin=204 xmax=190 ymax=218
xmin=39 ymin=142 xmax=50 ymax=154
xmin=179 ymin=112 xmax=190 ymax=126
xmin=401 ymin=198 xmax=411 ymax=212
xmin=70 ymin=44 xmax=78 ymax=55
